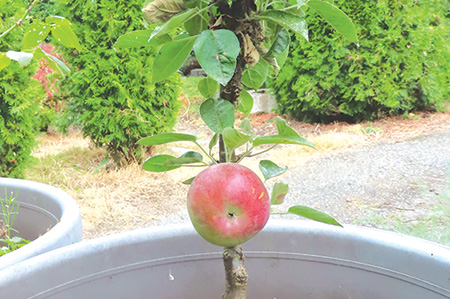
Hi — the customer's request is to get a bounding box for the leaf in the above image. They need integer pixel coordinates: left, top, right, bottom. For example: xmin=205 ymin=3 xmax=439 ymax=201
xmin=182 ymin=176 xmax=196 ymax=185
xmin=194 ymin=30 xmax=240 ymax=86
xmin=152 ymin=37 xmax=196 ymax=83
xmin=0 ymin=53 xmax=11 ymax=71
xmin=274 ymin=44 xmax=290 ymax=70
xmin=137 ymin=132 xmax=197 ymax=146
xmin=6 ymin=51 xmax=33 ymax=67
xmin=23 ymin=21 xmax=51 ymax=49
xmin=142 ymin=0 xmax=186 ymax=24
xmin=265 ymin=28 xmax=290 ymax=59
xmin=253 ymin=135 xmax=316 ymax=148
xmin=149 ymin=8 xmax=199 ymax=41
xmin=164 ymin=151 xmax=203 ymax=166
xmin=199 ymin=98 xmax=235 ymax=134
xmin=236 ymin=89 xmax=253 ymax=116
xmin=253 ymin=116 xmax=316 ymax=148
xmin=307 ymin=0 xmax=357 ymax=43
xmin=143 ymin=155 xmax=181 ymax=172
xmin=222 ymin=127 xmax=251 ymax=151
xmin=114 ymin=30 xmax=172 ymax=48
xmin=259 ymin=160 xmax=287 ymax=181
xmin=258 ymin=10 xmax=308 ymax=41
xmin=271 ymin=182 xmax=289 ymax=205
xmin=242 ymin=59 xmax=270 ymax=90
xmin=198 ymin=77 xmax=219 ymax=98
xmin=239 ymin=118 xmax=252 ymax=134
xmin=287 ymin=205 xmax=343 ymax=227
xmin=47 ymin=16 xmax=82 ymax=51
xmin=209 ymin=133 xmax=218 ymax=150
xmin=274 ymin=116 xmax=299 ymax=137
xmin=184 ymin=11 xmax=207 ymax=36
xmin=34 ymin=48 xmax=70 ymax=76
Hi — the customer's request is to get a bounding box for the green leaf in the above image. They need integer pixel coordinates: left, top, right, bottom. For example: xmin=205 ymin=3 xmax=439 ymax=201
xmin=198 ymin=77 xmax=219 ymax=98
xmin=274 ymin=44 xmax=290 ymax=70
xmin=184 ymin=12 xmax=207 ymax=36
xmin=209 ymin=133 xmax=218 ymax=150
xmin=152 ymin=37 xmax=196 ymax=83
xmin=47 ymin=16 xmax=82 ymax=51
xmin=222 ymin=127 xmax=251 ymax=151
xmin=182 ymin=176 xmax=196 ymax=185
xmin=23 ymin=21 xmax=51 ymax=49
xmin=34 ymin=48 xmax=70 ymax=76
xmin=0 ymin=53 xmax=11 ymax=71
xmin=253 ymin=135 xmax=316 ymax=148
xmin=258 ymin=10 xmax=308 ymax=41
xmin=259 ymin=160 xmax=287 ymax=181
xmin=271 ymin=182 xmax=289 ymax=205
xmin=114 ymin=30 xmax=172 ymax=48
xmin=239 ymin=118 xmax=252 ymax=135
xmin=274 ymin=116 xmax=299 ymax=137
xmin=253 ymin=117 xmax=316 ymax=148
xmin=143 ymin=0 xmax=186 ymax=24
xmin=137 ymin=133 xmax=197 ymax=146
xmin=307 ymin=0 xmax=357 ymax=43
xmin=45 ymin=15 xmax=72 ymax=26
xmin=265 ymin=28 xmax=290 ymax=59
xmin=194 ymin=30 xmax=240 ymax=86
xmin=236 ymin=89 xmax=253 ymax=116
xmin=287 ymin=205 xmax=343 ymax=227
xmin=143 ymin=155 xmax=181 ymax=172
xmin=149 ymin=8 xmax=199 ymax=40
xmin=164 ymin=151 xmax=203 ymax=166
xmin=199 ymin=98 xmax=235 ymax=134
xmin=242 ymin=59 xmax=270 ymax=91
xmin=6 ymin=51 xmax=33 ymax=67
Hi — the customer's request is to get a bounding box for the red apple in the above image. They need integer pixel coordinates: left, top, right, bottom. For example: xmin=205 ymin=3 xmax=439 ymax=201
xmin=187 ymin=163 xmax=270 ymax=248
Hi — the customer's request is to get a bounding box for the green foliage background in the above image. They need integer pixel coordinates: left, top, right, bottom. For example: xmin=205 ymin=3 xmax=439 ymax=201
xmin=0 ymin=1 xmax=46 ymax=178
xmin=271 ymin=0 xmax=450 ymax=123
xmin=56 ymin=0 xmax=181 ymax=165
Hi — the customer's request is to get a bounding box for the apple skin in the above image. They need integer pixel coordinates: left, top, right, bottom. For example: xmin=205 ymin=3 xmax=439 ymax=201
xmin=187 ymin=163 xmax=270 ymax=248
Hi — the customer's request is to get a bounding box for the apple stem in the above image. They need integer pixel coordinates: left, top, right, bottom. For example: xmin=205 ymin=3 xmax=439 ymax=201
xmin=222 ymin=246 xmax=248 ymax=299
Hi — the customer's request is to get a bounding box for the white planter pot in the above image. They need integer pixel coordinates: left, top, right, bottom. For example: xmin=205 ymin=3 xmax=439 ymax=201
xmin=0 ymin=178 xmax=82 ymax=271
xmin=0 ymin=219 xmax=449 ymax=298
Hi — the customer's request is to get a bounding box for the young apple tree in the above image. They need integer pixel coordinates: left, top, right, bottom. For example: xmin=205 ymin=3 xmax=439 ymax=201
xmin=117 ymin=0 xmax=356 ymax=297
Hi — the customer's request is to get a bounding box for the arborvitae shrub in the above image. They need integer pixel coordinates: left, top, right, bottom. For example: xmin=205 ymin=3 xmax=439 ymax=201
xmin=0 ymin=2 xmax=46 ymax=178
xmin=271 ymin=0 xmax=450 ymax=123
xmin=0 ymin=63 xmax=43 ymax=178
xmin=57 ymin=0 xmax=181 ymax=165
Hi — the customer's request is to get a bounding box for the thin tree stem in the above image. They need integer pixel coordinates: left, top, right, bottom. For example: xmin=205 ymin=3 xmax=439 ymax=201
xmin=0 ymin=0 xmax=40 ymax=40
xmin=222 ymin=246 xmax=248 ymax=299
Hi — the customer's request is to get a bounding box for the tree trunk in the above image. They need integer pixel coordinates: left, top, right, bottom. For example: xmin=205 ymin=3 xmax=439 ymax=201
xmin=222 ymin=246 xmax=248 ymax=299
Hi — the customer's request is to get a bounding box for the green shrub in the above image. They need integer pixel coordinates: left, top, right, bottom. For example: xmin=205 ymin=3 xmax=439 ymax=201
xmin=271 ymin=0 xmax=450 ymax=123
xmin=0 ymin=63 xmax=43 ymax=178
xmin=0 ymin=1 xmax=47 ymax=178
xmin=56 ymin=0 xmax=181 ymax=165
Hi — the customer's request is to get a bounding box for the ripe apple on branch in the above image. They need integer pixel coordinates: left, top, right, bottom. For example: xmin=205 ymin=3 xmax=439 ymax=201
xmin=117 ymin=0 xmax=356 ymax=297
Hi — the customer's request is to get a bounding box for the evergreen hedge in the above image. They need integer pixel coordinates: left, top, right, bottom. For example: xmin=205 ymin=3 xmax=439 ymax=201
xmin=271 ymin=0 xmax=450 ymax=123
xmin=0 ymin=2 xmax=45 ymax=178
xmin=57 ymin=0 xmax=181 ymax=165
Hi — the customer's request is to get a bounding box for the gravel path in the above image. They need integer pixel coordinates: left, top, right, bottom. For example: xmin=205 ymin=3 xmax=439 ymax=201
xmin=276 ymin=129 xmax=450 ymax=224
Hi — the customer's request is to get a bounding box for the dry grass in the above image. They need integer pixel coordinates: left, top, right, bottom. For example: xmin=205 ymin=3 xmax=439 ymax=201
xmin=27 ymin=107 xmax=450 ymax=239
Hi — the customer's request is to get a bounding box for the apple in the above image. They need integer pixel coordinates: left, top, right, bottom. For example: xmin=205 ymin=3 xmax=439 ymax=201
xmin=187 ymin=163 xmax=270 ymax=248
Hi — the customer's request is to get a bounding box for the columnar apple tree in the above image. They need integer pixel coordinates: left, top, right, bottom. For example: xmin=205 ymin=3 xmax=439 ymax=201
xmin=117 ymin=0 xmax=356 ymax=297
